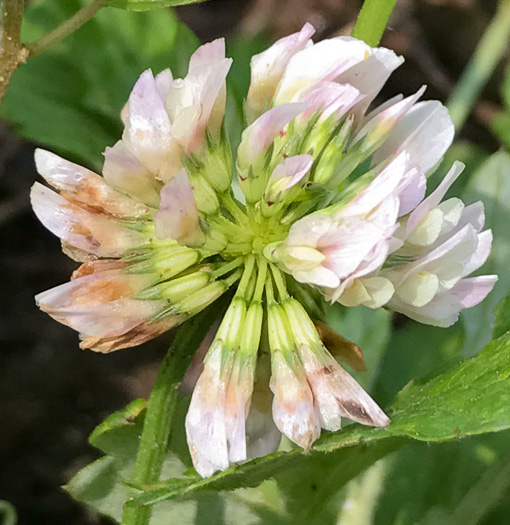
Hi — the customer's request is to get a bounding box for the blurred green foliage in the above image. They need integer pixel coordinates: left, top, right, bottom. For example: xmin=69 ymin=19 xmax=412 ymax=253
xmin=1 ymin=0 xmax=198 ymax=168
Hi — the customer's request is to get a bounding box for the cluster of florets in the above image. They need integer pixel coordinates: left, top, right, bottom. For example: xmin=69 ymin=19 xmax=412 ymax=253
xmin=31 ymin=23 xmax=496 ymax=477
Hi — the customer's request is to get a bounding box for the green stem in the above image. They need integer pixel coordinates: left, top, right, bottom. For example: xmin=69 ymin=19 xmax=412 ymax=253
xmin=270 ymin=264 xmax=289 ymax=301
xmin=121 ymin=307 xmax=220 ymax=525
xmin=23 ymin=0 xmax=106 ymax=58
xmin=221 ymin=192 xmax=249 ymax=227
xmin=0 ymin=0 xmax=26 ymax=105
xmin=352 ymin=0 xmax=398 ymax=46
xmin=447 ymin=0 xmax=510 ymax=130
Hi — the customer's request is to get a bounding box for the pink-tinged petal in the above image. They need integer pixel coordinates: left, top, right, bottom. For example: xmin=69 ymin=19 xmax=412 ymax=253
xmin=322 ymin=219 xmax=388 ymax=280
xmin=155 ymin=68 xmax=173 ymax=101
xmin=396 ymin=224 xmax=478 ymax=286
xmin=268 ymin=154 xmax=314 ymax=191
xmin=275 ymin=36 xmax=372 ymax=104
xmin=336 ymin=46 xmax=404 ymax=117
xmin=461 ymin=229 xmax=493 ymax=277
xmin=103 ymin=140 xmax=162 ymax=207
xmin=328 ymin=239 xmax=391 ymax=303
xmin=125 ymin=69 xmax=173 ymax=175
xmin=121 ymin=69 xmax=173 ymax=124
xmin=154 ymin=170 xmax=204 ymax=245
xmin=366 ymin=196 xmax=400 ymax=230
xmin=237 ymin=103 xmax=307 ymax=167
xmin=188 ymin=38 xmax=226 ymax=71
xmin=396 ymin=166 xmax=426 ymax=217
xmin=270 ymin=352 xmax=320 ymax=449
xmin=35 ymin=149 xmax=149 ymax=218
xmin=407 ymin=161 xmax=464 ymax=232
xmin=340 ymin=151 xmax=410 ymax=218
xmin=352 ymin=86 xmax=426 ymax=147
xmin=30 ymin=183 xmax=146 ymax=258
xmin=225 ymin=362 xmax=255 ymax=463
xmin=35 ymin=268 xmax=163 ymax=338
xmin=246 ymin=23 xmax=315 ymax=121
xmin=186 ymin=343 xmax=230 ymax=477
xmin=183 ymin=58 xmax=232 ymax=151
xmin=372 ymin=100 xmax=455 ymax=174
xmin=286 ymin=213 xmax=335 ymax=248
xmin=363 ymin=94 xmax=404 ymax=123
xmin=389 ymin=275 xmax=497 ymax=327
xmin=298 ymin=81 xmax=363 ymax=121
xmin=299 ymin=346 xmax=390 ymax=430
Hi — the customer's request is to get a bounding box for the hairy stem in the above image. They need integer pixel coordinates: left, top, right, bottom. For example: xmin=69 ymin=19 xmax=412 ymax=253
xmin=352 ymin=0 xmax=398 ymax=47
xmin=121 ymin=307 xmax=220 ymax=525
xmin=23 ymin=0 xmax=106 ymax=58
xmin=447 ymin=0 xmax=510 ymax=130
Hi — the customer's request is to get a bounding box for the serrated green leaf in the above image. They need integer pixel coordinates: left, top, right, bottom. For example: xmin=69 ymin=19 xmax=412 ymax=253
xmin=493 ymin=295 xmax=510 ymax=339
xmin=2 ymin=0 xmax=198 ymax=168
xmin=126 ymin=330 xmax=510 ymax=508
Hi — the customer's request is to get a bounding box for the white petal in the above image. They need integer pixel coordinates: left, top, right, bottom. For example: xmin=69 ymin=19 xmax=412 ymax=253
xmin=407 ymin=161 xmax=464 ymax=232
xmin=407 ymin=208 xmax=445 ymax=246
xmin=125 ymin=69 xmax=173 ymax=175
xmin=461 ymin=229 xmax=492 ymax=277
xmin=267 ymin=154 xmax=314 ymax=193
xmin=395 ymin=271 xmax=439 ymax=307
xmin=372 ymin=100 xmax=455 ymax=174
xmin=155 ymin=68 xmax=173 ymax=101
xmin=237 ymin=103 xmax=307 ymax=167
xmin=275 ymin=36 xmax=371 ymax=104
xmin=389 ymin=275 xmax=497 ymax=326
xmin=340 ymin=150 xmax=409 ymax=218
xmin=186 ymin=343 xmax=229 ymax=477
xmin=270 ymin=352 xmax=320 ymax=449
xmin=103 ymin=140 xmax=162 ymax=207
xmin=336 ymin=46 xmax=404 ymax=116
xmin=188 ymin=38 xmax=226 ymax=70
xmin=298 ymin=81 xmax=363 ymax=121
xmin=246 ymin=23 xmax=315 ymax=121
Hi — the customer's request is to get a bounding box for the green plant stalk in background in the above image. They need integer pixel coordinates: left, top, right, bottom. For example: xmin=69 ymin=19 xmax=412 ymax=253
xmin=447 ymin=0 xmax=510 ymax=130
xmin=24 ymin=0 xmax=107 ymax=57
xmin=121 ymin=307 xmax=220 ymax=525
xmin=352 ymin=0 xmax=398 ymax=46
xmin=0 ymin=0 xmax=26 ymax=104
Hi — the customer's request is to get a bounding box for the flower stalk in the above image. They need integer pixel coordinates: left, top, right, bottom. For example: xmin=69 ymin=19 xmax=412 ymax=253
xmin=121 ymin=306 xmax=222 ymax=525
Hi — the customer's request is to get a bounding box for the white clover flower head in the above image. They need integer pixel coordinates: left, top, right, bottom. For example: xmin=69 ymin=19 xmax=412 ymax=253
xmin=31 ymin=25 xmax=497 ymax=477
